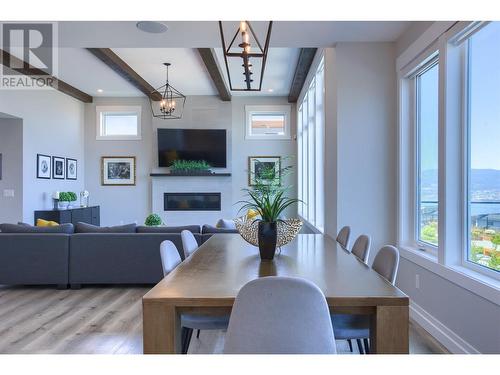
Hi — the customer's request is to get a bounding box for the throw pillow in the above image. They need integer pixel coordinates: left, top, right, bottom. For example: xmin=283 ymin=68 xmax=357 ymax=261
xmin=75 ymin=222 xmax=136 ymax=233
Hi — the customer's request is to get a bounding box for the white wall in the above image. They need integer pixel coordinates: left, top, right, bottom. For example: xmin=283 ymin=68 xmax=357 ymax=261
xmin=0 ymin=117 xmax=23 ymax=223
xmin=84 ymin=95 xmax=297 ymax=226
xmin=0 ymin=89 xmax=85 ymax=223
xmin=335 ymin=42 xmax=397 ymax=255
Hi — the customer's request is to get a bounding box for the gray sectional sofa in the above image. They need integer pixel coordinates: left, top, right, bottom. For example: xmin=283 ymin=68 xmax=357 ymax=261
xmin=0 ymin=222 xmax=237 ymax=288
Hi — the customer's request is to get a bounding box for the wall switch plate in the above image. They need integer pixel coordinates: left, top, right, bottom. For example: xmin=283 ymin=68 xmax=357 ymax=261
xmin=415 ymin=274 xmax=420 ymax=289
xmin=3 ymin=189 xmax=14 ymax=197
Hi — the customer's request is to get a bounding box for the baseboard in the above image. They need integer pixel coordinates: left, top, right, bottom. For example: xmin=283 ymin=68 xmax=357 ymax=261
xmin=410 ymin=301 xmax=480 ymax=354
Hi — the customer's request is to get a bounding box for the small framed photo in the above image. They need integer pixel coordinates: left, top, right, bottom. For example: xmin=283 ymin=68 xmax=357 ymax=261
xmin=101 ymin=156 xmax=136 ymax=186
xmin=66 ymin=158 xmax=77 ymax=180
xmin=37 ymin=154 xmax=51 ymax=179
xmin=52 ymin=156 xmax=65 ymax=179
xmin=248 ymin=156 xmax=281 ymax=186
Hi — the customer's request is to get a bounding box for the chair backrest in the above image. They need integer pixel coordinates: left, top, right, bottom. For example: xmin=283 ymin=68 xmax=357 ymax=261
xmin=372 ymin=245 xmax=400 ymax=285
xmin=336 ymin=226 xmax=351 ymax=249
xmin=181 ymin=229 xmax=198 ymax=258
xmin=224 ymin=276 xmax=336 ymax=354
xmin=159 ymin=240 xmax=182 ymax=277
xmin=351 ymin=234 xmax=371 ymax=264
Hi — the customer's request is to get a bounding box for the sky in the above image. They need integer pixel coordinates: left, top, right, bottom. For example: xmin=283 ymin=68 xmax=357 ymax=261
xmin=419 ymin=21 xmax=500 ymax=172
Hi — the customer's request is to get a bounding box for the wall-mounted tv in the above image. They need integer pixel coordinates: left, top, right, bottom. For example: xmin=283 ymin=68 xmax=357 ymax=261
xmin=158 ymin=128 xmax=227 ymax=168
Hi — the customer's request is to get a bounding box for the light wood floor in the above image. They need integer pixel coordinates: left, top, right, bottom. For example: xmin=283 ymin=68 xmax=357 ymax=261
xmin=0 ymin=285 xmax=448 ymax=354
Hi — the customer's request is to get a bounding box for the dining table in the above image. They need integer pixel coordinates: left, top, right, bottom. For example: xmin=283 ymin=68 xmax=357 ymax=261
xmin=142 ymin=233 xmax=409 ymax=354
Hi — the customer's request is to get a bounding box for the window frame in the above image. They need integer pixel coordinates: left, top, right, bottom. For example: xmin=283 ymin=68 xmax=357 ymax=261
xmin=244 ymin=105 xmax=291 ymax=140
xmin=297 ymin=53 xmax=325 ymax=233
xmin=461 ymin=28 xmax=500 ymax=279
xmin=397 ymin=21 xmax=500 ymax=299
xmin=96 ymin=105 xmax=142 ymax=141
xmin=414 ymin=57 xmax=440 ymax=253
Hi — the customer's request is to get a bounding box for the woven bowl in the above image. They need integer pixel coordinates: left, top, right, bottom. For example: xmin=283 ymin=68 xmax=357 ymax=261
xmin=234 ymin=217 xmax=303 ymax=247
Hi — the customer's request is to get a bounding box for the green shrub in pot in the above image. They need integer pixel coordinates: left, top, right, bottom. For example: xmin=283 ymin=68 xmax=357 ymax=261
xmin=145 ymin=213 xmax=163 ymax=226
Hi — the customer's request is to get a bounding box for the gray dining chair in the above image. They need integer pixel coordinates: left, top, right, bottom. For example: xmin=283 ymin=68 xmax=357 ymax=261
xmin=224 ymin=276 xmax=336 ymax=354
xmin=336 ymin=226 xmax=351 ymax=249
xmin=331 ymin=244 xmax=400 ymax=354
xmin=372 ymin=245 xmax=400 ymax=284
xmin=351 ymin=234 xmax=371 ymax=264
xmin=181 ymin=229 xmax=199 ymax=258
xmin=159 ymin=240 xmax=229 ymax=354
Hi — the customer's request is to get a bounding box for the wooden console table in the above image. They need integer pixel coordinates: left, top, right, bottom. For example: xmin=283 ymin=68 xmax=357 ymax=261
xmin=34 ymin=206 xmax=100 ymax=226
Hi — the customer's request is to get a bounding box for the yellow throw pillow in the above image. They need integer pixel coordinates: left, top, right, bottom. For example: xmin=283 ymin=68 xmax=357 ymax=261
xmin=246 ymin=209 xmax=259 ymax=220
xmin=36 ymin=218 xmax=59 ymax=227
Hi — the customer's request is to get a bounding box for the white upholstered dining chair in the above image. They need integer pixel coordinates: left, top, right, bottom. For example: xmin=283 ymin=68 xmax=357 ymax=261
xmin=159 ymin=240 xmax=229 ymax=354
xmin=351 ymin=234 xmax=371 ymax=264
xmin=181 ymin=229 xmax=199 ymax=258
xmin=224 ymin=276 xmax=337 ymax=354
xmin=336 ymin=226 xmax=351 ymax=249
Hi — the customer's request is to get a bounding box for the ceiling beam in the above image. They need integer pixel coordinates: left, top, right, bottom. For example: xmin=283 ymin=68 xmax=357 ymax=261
xmin=197 ymin=48 xmax=231 ymax=102
xmin=87 ymin=48 xmax=162 ymax=101
xmin=287 ymin=48 xmax=318 ymax=103
xmin=0 ymin=49 xmax=93 ymax=103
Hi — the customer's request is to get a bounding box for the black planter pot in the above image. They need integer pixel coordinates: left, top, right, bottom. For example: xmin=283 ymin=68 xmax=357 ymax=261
xmin=258 ymin=221 xmax=278 ymax=260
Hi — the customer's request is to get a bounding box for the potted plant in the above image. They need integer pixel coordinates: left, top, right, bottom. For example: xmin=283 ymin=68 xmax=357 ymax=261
xmin=58 ymin=192 xmax=77 ymax=209
xmin=145 ymin=213 xmax=163 ymax=226
xmin=238 ymin=159 xmax=299 ymax=260
xmin=170 ymin=160 xmax=212 ymax=175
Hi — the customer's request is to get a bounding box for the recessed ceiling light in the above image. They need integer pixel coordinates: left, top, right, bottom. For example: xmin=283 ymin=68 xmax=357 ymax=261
xmin=97 ymin=89 xmax=103 ymax=93
xmin=136 ymin=21 xmax=168 ymax=34
xmin=267 ymin=88 xmax=274 ymax=93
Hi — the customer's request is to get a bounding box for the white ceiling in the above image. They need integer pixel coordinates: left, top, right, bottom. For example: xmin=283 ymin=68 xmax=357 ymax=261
xmin=58 ymin=21 xmax=413 ymax=48
xmin=52 ymin=21 xmax=416 ymax=98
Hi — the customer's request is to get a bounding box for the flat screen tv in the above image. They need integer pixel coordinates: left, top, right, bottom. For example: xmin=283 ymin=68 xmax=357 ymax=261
xmin=158 ymin=128 xmax=227 ymax=168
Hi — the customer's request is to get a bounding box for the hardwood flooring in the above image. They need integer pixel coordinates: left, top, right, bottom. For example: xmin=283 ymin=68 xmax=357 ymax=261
xmin=0 ymin=285 xmax=448 ymax=354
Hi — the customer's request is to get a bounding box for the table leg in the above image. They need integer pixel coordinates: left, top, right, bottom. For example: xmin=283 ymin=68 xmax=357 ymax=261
xmin=370 ymin=305 xmax=409 ymax=354
xmin=143 ymin=302 xmax=181 ymax=354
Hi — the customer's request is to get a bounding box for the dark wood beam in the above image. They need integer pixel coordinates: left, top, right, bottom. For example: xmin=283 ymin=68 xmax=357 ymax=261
xmin=197 ymin=48 xmax=231 ymax=102
xmin=87 ymin=48 xmax=162 ymax=101
xmin=0 ymin=49 xmax=93 ymax=103
xmin=288 ymin=48 xmax=318 ymax=103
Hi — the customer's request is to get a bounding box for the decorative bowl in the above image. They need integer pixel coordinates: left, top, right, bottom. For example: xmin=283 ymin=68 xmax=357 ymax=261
xmin=234 ymin=217 xmax=303 ymax=248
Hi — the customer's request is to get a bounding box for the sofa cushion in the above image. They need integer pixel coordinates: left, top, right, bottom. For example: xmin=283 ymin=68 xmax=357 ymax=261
xmin=202 ymin=224 xmax=238 ymax=234
xmin=215 ymin=219 xmax=236 ymax=230
xmin=0 ymin=223 xmax=74 ymax=234
xmin=75 ymin=222 xmax=136 ymax=233
xmin=136 ymin=225 xmax=200 ymax=234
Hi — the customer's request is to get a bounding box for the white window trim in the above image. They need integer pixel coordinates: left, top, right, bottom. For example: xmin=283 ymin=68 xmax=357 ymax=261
xmin=397 ymin=21 xmax=500 ymax=304
xmin=244 ymin=105 xmax=291 ymax=140
xmin=96 ymin=105 xmax=142 ymax=141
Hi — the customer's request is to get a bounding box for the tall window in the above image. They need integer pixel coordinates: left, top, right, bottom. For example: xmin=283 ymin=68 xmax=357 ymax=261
xmin=96 ymin=106 xmax=141 ymax=140
xmin=298 ymin=56 xmax=324 ymax=232
xmin=466 ymin=22 xmax=500 ymax=273
xmin=416 ymin=61 xmax=439 ymax=247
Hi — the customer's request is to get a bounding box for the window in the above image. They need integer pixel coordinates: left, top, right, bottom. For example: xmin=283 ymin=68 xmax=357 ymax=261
xmin=298 ymin=56 xmax=324 ymax=232
xmin=416 ymin=61 xmax=439 ymax=247
xmin=96 ymin=106 xmax=141 ymax=140
xmin=465 ymin=22 xmax=500 ymax=274
xmin=245 ymin=105 xmax=291 ymax=140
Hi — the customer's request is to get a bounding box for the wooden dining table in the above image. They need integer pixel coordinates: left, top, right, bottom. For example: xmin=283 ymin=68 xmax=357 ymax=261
xmin=142 ymin=234 xmax=409 ymax=354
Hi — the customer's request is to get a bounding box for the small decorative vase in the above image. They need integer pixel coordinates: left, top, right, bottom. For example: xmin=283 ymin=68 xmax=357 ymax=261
xmin=258 ymin=221 xmax=278 ymax=261
xmin=58 ymin=201 xmax=69 ymax=210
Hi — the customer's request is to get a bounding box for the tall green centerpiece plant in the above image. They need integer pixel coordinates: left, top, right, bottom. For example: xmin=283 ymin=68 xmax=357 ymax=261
xmin=238 ymin=158 xmax=300 ymax=260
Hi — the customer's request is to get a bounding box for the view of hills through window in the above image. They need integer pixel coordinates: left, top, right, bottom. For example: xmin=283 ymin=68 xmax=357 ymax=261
xmin=419 ymin=22 xmax=500 ymax=273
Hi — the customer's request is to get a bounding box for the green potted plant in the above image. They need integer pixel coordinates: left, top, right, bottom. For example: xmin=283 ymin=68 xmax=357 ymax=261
xmin=145 ymin=213 xmax=163 ymax=226
xmin=170 ymin=160 xmax=212 ymax=175
xmin=238 ymin=159 xmax=299 ymax=260
xmin=58 ymin=192 xmax=77 ymax=209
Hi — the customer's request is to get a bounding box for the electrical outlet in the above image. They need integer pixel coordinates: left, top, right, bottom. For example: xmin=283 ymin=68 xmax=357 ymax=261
xmin=3 ymin=189 xmax=14 ymax=197
xmin=415 ymin=274 xmax=420 ymax=289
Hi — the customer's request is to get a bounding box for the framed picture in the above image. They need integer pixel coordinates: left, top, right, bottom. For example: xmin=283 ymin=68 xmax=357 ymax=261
xmin=52 ymin=156 xmax=65 ymax=179
xmin=248 ymin=156 xmax=281 ymax=186
xmin=101 ymin=156 xmax=136 ymax=186
xmin=37 ymin=154 xmax=51 ymax=179
xmin=66 ymin=158 xmax=77 ymax=180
